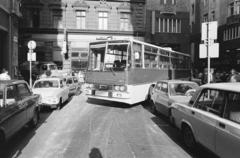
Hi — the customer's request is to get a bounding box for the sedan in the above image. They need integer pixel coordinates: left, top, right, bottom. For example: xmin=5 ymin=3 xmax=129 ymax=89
xmin=150 ymin=80 xmax=199 ymax=117
xmin=32 ymin=77 xmax=69 ymax=109
xmin=0 ymin=80 xmax=40 ymax=146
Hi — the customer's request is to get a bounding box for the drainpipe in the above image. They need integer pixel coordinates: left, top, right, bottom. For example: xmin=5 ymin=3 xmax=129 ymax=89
xmin=8 ymin=0 xmax=13 ymax=77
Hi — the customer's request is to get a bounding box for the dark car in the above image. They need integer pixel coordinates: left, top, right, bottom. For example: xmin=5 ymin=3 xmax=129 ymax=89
xmin=0 ymin=80 xmax=40 ymax=145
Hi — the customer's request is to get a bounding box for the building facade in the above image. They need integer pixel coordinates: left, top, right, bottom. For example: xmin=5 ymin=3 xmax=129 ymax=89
xmin=0 ymin=0 xmax=21 ymax=77
xmin=145 ymin=0 xmax=190 ymax=54
xmin=19 ymin=0 xmax=146 ymax=71
xmin=190 ymin=0 xmax=240 ymax=72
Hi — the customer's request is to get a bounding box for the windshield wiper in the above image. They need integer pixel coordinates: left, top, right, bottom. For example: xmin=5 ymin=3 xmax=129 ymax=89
xmin=109 ymin=67 xmax=116 ymax=76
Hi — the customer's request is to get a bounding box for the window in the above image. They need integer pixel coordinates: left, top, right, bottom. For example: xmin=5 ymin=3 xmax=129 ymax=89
xmin=17 ymin=83 xmax=31 ymax=98
xmin=203 ymin=14 xmax=208 ymax=22
xmin=72 ymin=52 xmax=79 ymax=57
xmin=192 ymin=4 xmax=195 ymax=15
xmin=194 ymin=89 xmax=225 ymax=116
xmin=172 ymin=0 xmax=176 ymax=5
xmin=229 ymin=2 xmax=234 ymax=16
xmin=133 ymin=42 xmax=142 ymax=68
xmin=30 ymin=9 xmax=40 ymax=28
xmin=52 ymin=10 xmax=63 ymax=28
xmin=98 ymin=11 xmax=108 ymax=30
xmin=211 ymin=11 xmax=215 ymax=21
xmin=120 ymin=12 xmax=130 ymax=31
xmin=163 ymin=0 xmax=167 ymax=4
xmin=158 ymin=18 xmax=181 ymax=33
xmin=76 ymin=10 xmax=86 ymax=29
xmin=224 ymin=92 xmax=240 ymax=124
xmin=6 ymin=85 xmax=17 ymax=106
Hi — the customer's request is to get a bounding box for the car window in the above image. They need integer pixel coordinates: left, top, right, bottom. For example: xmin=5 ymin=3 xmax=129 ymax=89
xmin=161 ymin=83 xmax=168 ymax=93
xmin=169 ymin=83 xmax=197 ymax=96
xmin=73 ymin=78 xmax=78 ymax=83
xmin=34 ymin=80 xmax=59 ymax=88
xmin=17 ymin=83 xmax=31 ymax=99
xmin=194 ymin=89 xmax=225 ymax=116
xmin=6 ymin=85 xmax=17 ymax=106
xmin=155 ymin=82 xmax=162 ymax=90
xmin=0 ymin=90 xmax=3 ymax=107
xmin=67 ymin=78 xmax=73 ymax=84
xmin=224 ymin=92 xmax=240 ymax=124
xmin=60 ymin=80 xmax=64 ymax=88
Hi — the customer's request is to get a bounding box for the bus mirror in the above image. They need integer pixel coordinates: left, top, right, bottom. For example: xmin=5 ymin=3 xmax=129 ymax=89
xmin=135 ymin=52 xmax=140 ymax=60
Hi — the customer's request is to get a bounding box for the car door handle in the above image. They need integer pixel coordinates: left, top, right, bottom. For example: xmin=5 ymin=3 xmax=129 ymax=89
xmin=191 ymin=111 xmax=195 ymax=115
xmin=219 ymin=122 xmax=225 ymax=129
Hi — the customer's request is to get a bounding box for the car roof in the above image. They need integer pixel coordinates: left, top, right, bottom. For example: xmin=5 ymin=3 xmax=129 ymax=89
xmin=35 ymin=77 xmax=61 ymax=81
xmin=0 ymin=80 xmax=28 ymax=90
xmin=157 ymin=80 xmax=197 ymax=84
xmin=201 ymin=83 xmax=240 ymax=92
xmin=0 ymin=80 xmax=27 ymax=85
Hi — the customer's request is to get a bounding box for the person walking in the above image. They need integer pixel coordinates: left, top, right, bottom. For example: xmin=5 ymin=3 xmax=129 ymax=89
xmin=0 ymin=68 xmax=11 ymax=80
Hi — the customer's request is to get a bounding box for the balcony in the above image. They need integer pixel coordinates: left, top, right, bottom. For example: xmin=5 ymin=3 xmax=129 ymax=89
xmin=160 ymin=4 xmax=176 ymax=15
xmin=227 ymin=14 xmax=240 ymax=25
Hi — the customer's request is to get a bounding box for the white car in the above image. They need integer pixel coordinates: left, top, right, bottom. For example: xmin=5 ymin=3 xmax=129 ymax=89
xmin=32 ymin=77 xmax=69 ymax=109
xmin=171 ymin=83 xmax=240 ymax=158
xmin=150 ymin=80 xmax=198 ymax=117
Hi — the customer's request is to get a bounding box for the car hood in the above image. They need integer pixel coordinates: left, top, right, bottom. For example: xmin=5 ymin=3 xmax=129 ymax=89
xmin=32 ymin=88 xmax=61 ymax=97
xmin=170 ymin=96 xmax=191 ymax=104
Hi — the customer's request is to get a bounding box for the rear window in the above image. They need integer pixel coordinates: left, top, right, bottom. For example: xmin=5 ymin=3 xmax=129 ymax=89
xmin=34 ymin=80 xmax=59 ymax=88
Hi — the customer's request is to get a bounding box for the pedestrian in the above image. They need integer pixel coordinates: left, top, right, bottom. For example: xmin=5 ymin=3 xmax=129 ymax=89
xmin=228 ymin=68 xmax=239 ymax=82
xmin=0 ymin=68 xmax=11 ymax=80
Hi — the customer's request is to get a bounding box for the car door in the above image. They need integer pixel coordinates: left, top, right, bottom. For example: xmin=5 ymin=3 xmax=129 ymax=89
xmin=60 ymin=80 xmax=68 ymax=102
xmin=155 ymin=82 xmax=170 ymax=116
xmin=1 ymin=84 xmax=26 ymax=139
xmin=67 ymin=78 xmax=75 ymax=93
xmin=190 ymin=89 xmax=225 ymax=153
xmin=215 ymin=92 xmax=240 ymax=158
xmin=16 ymin=83 xmax=35 ymax=122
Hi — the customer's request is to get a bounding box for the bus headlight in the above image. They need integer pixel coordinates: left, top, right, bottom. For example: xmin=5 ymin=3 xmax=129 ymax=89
xmin=119 ymin=85 xmax=127 ymax=91
xmin=114 ymin=85 xmax=120 ymax=91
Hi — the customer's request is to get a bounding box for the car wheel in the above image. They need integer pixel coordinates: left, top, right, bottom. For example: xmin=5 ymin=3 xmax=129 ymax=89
xmin=57 ymin=98 xmax=62 ymax=110
xmin=150 ymin=100 xmax=157 ymax=113
xmin=29 ymin=110 xmax=39 ymax=128
xmin=0 ymin=131 xmax=5 ymax=149
xmin=182 ymin=125 xmax=196 ymax=150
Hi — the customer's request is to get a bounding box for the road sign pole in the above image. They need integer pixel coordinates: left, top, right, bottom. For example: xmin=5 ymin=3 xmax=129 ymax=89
xmin=207 ymin=22 xmax=211 ymax=84
xmin=29 ymin=49 xmax=32 ymax=88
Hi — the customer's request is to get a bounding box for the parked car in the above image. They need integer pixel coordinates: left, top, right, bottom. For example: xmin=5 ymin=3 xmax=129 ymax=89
xmin=150 ymin=80 xmax=199 ymax=117
xmin=64 ymin=76 xmax=81 ymax=96
xmin=0 ymin=80 xmax=40 ymax=145
xmin=32 ymin=77 xmax=69 ymax=109
xmin=171 ymin=83 xmax=240 ymax=158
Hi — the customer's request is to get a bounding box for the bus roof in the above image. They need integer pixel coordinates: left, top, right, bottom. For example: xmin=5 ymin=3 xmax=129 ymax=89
xmin=89 ymin=39 xmax=189 ymax=57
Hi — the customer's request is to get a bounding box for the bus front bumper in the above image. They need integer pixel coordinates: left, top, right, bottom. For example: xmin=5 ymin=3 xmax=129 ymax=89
xmin=85 ymin=89 xmax=130 ymax=99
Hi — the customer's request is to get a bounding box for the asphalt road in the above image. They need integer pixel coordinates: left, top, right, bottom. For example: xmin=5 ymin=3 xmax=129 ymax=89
xmin=0 ymin=93 xmax=218 ymax=158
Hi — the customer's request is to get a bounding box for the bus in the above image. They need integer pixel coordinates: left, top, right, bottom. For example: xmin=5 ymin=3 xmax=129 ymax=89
xmin=85 ymin=39 xmax=191 ymax=104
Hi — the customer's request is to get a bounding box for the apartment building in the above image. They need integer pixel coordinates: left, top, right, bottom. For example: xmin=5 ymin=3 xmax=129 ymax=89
xmin=0 ymin=0 xmax=21 ymax=77
xmin=145 ymin=0 xmax=190 ymax=54
xmin=19 ymin=0 xmax=145 ymax=71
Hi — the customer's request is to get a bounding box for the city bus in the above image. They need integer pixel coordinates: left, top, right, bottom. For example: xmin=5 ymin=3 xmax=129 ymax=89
xmin=85 ymin=39 xmax=191 ymax=104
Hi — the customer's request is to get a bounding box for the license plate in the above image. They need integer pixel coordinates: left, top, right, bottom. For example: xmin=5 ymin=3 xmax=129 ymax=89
xmin=95 ymin=91 xmax=109 ymax=97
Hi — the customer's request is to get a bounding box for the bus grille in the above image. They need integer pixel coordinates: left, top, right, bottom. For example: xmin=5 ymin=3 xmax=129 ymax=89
xmin=96 ymin=85 xmax=112 ymax=91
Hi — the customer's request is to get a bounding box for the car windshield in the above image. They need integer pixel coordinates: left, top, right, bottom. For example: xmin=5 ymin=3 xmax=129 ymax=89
xmin=49 ymin=64 xmax=57 ymax=70
xmin=34 ymin=80 xmax=59 ymax=88
xmin=169 ymin=83 xmax=198 ymax=96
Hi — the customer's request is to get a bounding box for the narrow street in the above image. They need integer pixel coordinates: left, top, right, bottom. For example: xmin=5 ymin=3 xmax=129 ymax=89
xmin=0 ymin=93 xmax=217 ymax=158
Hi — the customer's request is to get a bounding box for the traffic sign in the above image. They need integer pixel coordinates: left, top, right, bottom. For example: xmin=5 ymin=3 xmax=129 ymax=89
xmin=199 ymin=43 xmax=219 ymax=58
xmin=201 ymin=21 xmax=218 ymax=41
xmin=28 ymin=40 xmax=36 ymax=50
xmin=27 ymin=52 xmax=36 ymax=61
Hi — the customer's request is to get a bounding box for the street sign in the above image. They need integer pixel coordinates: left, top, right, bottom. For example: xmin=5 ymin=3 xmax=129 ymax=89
xmin=201 ymin=21 xmax=218 ymax=41
xmin=27 ymin=52 xmax=36 ymax=61
xmin=199 ymin=43 xmax=219 ymax=58
xmin=27 ymin=40 xmax=36 ymax=50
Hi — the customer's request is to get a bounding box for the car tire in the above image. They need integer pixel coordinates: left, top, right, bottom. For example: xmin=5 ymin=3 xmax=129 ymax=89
xmin=57 ymin=98 xmax=62 ymax=110
xmin=29 ymin=110 xmax=39 ymax=128
xmin=182 ymin=125 xmax=196 ymax=150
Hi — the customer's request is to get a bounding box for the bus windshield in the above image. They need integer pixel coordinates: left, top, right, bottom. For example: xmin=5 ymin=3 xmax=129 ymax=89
xmin=89 ymin=41 xmax=130 ymax=72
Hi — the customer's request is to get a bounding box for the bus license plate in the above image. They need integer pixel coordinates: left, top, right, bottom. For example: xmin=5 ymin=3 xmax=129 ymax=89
xmin=95 ymin=91 xmax=109 ymax=97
